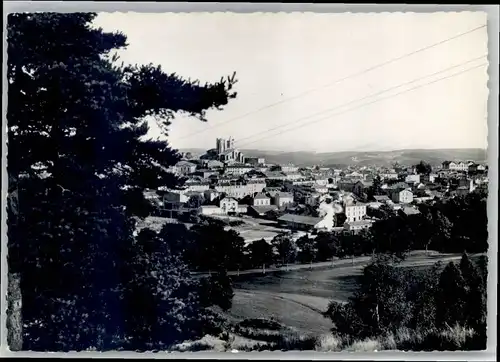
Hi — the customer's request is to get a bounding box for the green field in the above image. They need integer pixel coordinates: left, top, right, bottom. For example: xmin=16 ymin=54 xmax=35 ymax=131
xmin=228 ymin=253 xmax=469 ymax=335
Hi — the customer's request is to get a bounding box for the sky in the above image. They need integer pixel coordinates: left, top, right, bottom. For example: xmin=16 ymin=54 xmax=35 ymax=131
xmin=93 ymin=12 xmax=489 ymax=153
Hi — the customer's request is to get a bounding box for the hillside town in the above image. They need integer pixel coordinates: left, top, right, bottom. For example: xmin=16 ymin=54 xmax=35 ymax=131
xmin=145 ymin=136 xmax=489 ymax=245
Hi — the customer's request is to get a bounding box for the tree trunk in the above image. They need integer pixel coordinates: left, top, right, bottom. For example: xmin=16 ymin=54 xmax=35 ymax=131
xmin=7 ymin=184 xmax=23 ymax=351
xmin=7 ymin=272 xmax=23 ymax=351
xmin=374 ymin=303 xmax=380 ymax=332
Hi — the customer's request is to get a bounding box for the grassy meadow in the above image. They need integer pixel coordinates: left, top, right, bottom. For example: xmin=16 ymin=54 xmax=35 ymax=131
xmin=227 ymin=252 xmax=470 ymax=336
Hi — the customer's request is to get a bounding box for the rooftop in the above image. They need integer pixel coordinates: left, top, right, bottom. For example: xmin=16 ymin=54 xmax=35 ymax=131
xmin=276 ymin=192 xmax=293 ymax=198
xmin=277 ymin=214 xmax=322 ymax=226
xmin=401 ymin=207 xmax=421 ymax=215
xmin=249 ymin=205 xmax=278 ymax=214
xmin=345 ymin=220 xmax=372 ymax=226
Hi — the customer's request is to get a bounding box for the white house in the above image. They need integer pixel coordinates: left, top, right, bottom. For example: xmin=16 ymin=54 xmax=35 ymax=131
xmin=281 ymin=164 xmax=299 ymax=173
xmin=224 ymin=164 xmax=255 ymax=176
xmin=314 ymin=178 xmax=330 ymax=186
xmin=214 ymin=181 xmax=266 ymax=199
xmin=391 ymin=189 xmax=414 ymax=204
xmin=381 ymin=172 xmax=399 ymax=180
xmin=344 ymin=202 xmax=367 ymax=222
xmin=219 ymin=197 xmax=239 ymax=214
xmin=198 ymin=205 xmax=222 ymax=215
xmin=274 ymin=192 xmax=294 ymax=207
xmin=405 ymin=174 xmax=421 ymax=184
xmin=173 ymin=161 xmax=197 ymax=175
xmin=204 ymin=160 xmax=224 ymax=169
xmin=442 ymin=161 xmax=468 ymax=172
xmin=252 ymin=192 xmax=271 ymax=206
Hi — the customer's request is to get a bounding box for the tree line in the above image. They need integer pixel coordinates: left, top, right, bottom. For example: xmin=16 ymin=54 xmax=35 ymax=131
xmin=324 ymin=253 xmax=488 ymax=350
xmin=165 ymin=188 xmax=488 ymax=276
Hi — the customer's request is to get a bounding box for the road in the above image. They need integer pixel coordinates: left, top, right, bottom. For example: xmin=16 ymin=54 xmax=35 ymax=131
xmin=192 ymin=250 xmax=472 ymax=278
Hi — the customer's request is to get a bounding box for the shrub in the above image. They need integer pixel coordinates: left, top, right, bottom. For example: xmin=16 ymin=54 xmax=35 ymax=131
xmin=237 ymin=318 xmax=286 ymax=331
xmin=315 ymin=333 xmax=344 ymax=352
xmin=272 ymin=332 xmax=318 ymax=351
xmin=346 ymin=338 xmax=382 ymax=352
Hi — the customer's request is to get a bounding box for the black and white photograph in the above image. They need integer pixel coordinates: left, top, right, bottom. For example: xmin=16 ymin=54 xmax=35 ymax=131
xmin=2 ymin=4 xmax=497 ymax=357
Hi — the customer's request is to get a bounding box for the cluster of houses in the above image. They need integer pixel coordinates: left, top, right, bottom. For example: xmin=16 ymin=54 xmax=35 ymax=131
xmin=152 ymin=138 xmax=489 ymax=236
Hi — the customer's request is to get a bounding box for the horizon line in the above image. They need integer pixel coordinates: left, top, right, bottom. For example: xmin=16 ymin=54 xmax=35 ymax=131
xmin=177 ymin=146 xmax=487 ymax=154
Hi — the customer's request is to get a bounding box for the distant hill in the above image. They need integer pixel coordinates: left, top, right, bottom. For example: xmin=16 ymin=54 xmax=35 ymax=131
xmin=178 ymin=148 xmax=487 ymax=167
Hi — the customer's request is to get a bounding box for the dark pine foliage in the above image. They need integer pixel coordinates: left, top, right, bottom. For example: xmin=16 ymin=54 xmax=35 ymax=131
xmin=7 ymin=12 xmax=237 ymax=351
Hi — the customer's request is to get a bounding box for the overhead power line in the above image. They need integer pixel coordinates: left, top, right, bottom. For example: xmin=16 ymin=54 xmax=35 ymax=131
xmin=235 ymin=54 xmax=487 ymax=146
xmin=235 ymin=61 xmax=488 ymax=149
xmin=176 ymin=23 xmax=486 ymax=141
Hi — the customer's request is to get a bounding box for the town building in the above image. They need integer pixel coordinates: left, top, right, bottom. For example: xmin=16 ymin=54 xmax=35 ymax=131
xmin=245 ymin=157 xmax=265 ymax=166
xmin=344 ymin=202 xmax=367 ymax=222
xmin=182 ymin=180 xmax=211 ymax=193
xmin=172 ymin=161 xmax=197 ymax=175
xmin=277 ymin=214 xmax=323 ymax=231
xmin=263 ymin=187 xmax=282 ymax=198
xmin=215 ymin=136 xmax=245 ymax=163
xmin=390 ymin=189 xmax=414 ymax=204
xmin=263 ymin=171 xmax=287 ymax=181
xmin=442 ymin=161 xmax=468 ymax=172
xmin=468 ymin=163 xmax=483 ymax=173
xmin=247 ymin=205 xmax=278 ymax=218
xmin=421 ymin=174 xmax=437 ymax=184
xmin=191 ymin=169 xmax=218 ymax=179
xmin=224 ymin=164 xmax=254 ymax=176
xmin=274 ymin=192 xmax=294 ymax=207
xmin=344 ymin=220 xmax=372 ymax=233
xmin=203 ymin=189 xmax=220 ymax=202
xmin=219 ymin=197 xmax=246 ymax=214
xmin=353 ymin=180 xmax=373 ymax=198
xmin=338 ymin=180 xmax=357 ymax=192
xmin=202 ymin=160 xmax=224 ymax=169
xmin=380 ymin=172 xmax=399 ymax=180
xmin=198 ymin=205 xmax=222 ymax=216
xmin=214 ymin=181 xmax=266 ymax=199
xmin=405 ymin=174 xmax=421 ymax=184
xmin=280 ymin=164 xmax=300 ymax=173
xmin=284 ymin=172 xmax=303 ymax=181
xmin=252 ymin=192 xmax=271 ymax=206
xmin=458 ymin=177 xmax=475 ymax=192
